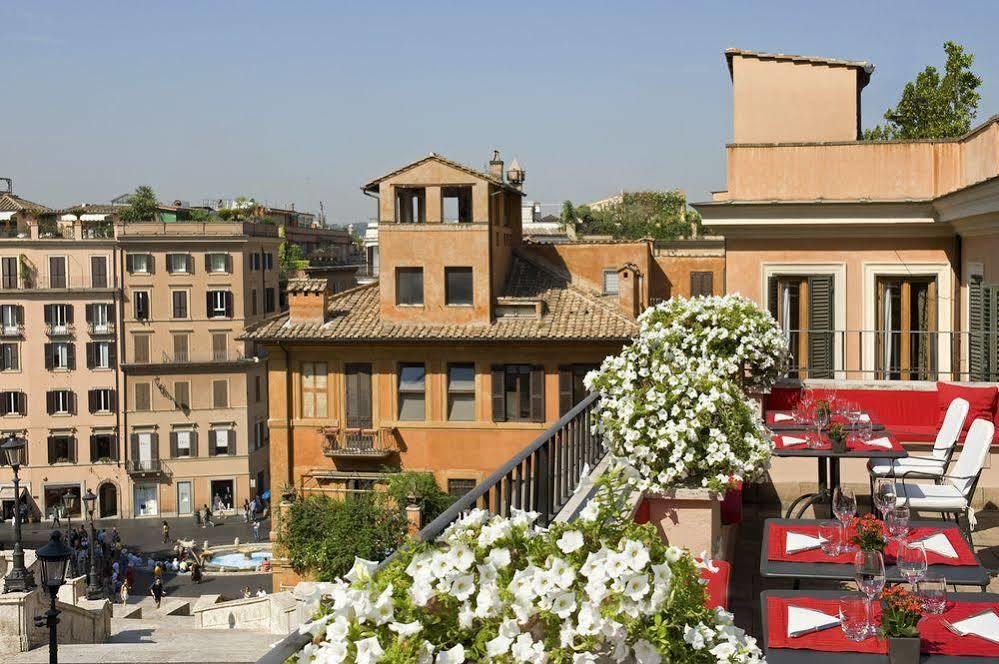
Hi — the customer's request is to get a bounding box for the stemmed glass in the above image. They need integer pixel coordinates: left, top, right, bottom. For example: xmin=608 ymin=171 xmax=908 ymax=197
xmin=854 ymin=550 xmax=886 ymax=637
xmin=898 ymin=541 xmax=928 ymax=592
xmin=813 ymin=405 xmax=830 ymax=448
xmin=872 ymin=477 xmax=897 ymax=520
xmin=885 ymin=505 xmax=911 ymax=544
xmin=832 ymin=486 xmax=857 ymax=552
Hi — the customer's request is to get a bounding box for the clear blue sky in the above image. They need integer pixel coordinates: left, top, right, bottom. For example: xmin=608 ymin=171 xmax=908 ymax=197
xmin=3 ymin=1 xmax=997 ymax=223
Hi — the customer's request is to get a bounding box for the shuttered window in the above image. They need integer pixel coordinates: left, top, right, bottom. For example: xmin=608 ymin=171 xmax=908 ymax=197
xmin=91 ymin=256 xmax=108 ymax=288
xmin=88 ymin=388 xmax=115 ymax=413
xmin=768 ymin=274 xmax=835 ymax=380
xmin=212 ymin=380 xmax=229 ymax=409
xmin=209 ymin=427 xmax=235 ymax=456
xmin=171 ymin=429 xmax=195 ymax=458
xmin=172 ymin=334 xmax=190 ymax=362
xmin=86 ymin=341 xmax=113 ymax=369
xmin=1 ymin=257 xmax=17 ymax=289
xmin=875 ymin=276 xmax=937 ymax=380
xmin=491 ymin=365 xmax=544 ymax=422
xmin=49 ymin=256 xmax=67 ymax=288
xmin=969 ymin=276 xmax=999 ymax=381
xmin=397 ymin=363 xmax=426 ymax=421
xmin=132 ymin=334 xmax=150 ymax=363
xmin=172 ymin=291 xmax=188 ymax=318
xmin=0 ymin=304 xmax=23 ymax=332
xmin=134 ymin=383 xmax=152 ymax=411
xmin=0 ymin=391 xmax=26 ymax=415
xmin=345 ymin=363 xmax=372 ymax=427
xmin=558 ymin=364 xmax=599 ymax=415
xmin=167 ymin=253 xmax=191 ymax=274
xmin=0 ymin=343 xmax=19 ymax=371
xmin=207 ymin=290 xmax=233 ymax=318
xmin=447 ymin=363 xmax=476 ymax=421
xmin=46 ymin=389 xmax=75 ymax=415
xmin=133 ymin=291 xmax=150 ymax=320
xmin=90 ymin=433 xmax=116 ymax=462
xmin=301 ymin=362 xmax=328 ymax=418
xmin=690 ymin=271 xmax=714 ymax=297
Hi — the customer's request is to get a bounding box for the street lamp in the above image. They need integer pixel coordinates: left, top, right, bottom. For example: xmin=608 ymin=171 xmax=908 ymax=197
xmin=60 ymin=490 xmax=77 ymax=577
xmin=2 ymin=436 xmax=35 ymax=593
xmin=34 ymin=530 xmax=72 ymax=664
xmin=82 ymin=489 xmax=102 ymax=599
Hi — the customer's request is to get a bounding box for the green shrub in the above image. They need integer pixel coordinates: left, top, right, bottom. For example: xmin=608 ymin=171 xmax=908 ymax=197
xmin=385 ymin=471 xmax=454 ymax=523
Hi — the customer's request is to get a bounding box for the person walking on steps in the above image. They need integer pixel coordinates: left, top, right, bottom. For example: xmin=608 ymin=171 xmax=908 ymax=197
xmin=161 ymin=520 xmax=170 ymax=543
xmin=149 ymin=577 xmax=165 ymax=609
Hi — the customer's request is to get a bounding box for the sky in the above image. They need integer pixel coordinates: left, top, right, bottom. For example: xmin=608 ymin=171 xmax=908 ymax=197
xmin=3 ymin=1 xmax=999 ymax=224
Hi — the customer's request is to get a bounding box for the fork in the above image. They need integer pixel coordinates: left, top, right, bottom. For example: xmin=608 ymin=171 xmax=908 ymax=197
xmin=939 ymin=615 xmax=999 ymax=646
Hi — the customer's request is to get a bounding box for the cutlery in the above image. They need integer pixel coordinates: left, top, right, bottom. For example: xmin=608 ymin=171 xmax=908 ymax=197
xmin=939 ymin=612 xmax=999 ymax=646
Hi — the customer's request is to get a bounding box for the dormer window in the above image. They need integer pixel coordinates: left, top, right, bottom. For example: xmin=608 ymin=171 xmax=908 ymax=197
xmin=395 ymin=187 xmax=426 ymax=223
xmin=602 ymin=269 xmax=620 ymax=295
xmin=442 ymin=186 xmax=473 ymax=223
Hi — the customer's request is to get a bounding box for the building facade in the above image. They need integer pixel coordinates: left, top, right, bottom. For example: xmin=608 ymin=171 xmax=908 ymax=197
xmin=0 ymin=192 xmax=280 ymax=520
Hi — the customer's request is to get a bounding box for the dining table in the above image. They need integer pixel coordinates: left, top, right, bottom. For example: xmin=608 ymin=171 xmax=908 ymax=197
xmin=761 ymin=589 xmax=999 ymax=663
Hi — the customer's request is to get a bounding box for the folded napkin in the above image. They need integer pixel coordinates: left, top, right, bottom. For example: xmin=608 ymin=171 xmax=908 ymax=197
xmin=864 ymin=436 xmax=892 ymax=449
xmin=915 ymin=532 xmax=958 ymax=559
xmin=774 ymin=413 xmax=795 ymax=422
xmin=858 ymin=413 xmax=871 ymax=422
xmin=781 ymin=435 xmax=808 ymax=447
xmin=786 ymin=531 xmax=825 ymax=554
xmin=787 ymin=605 xmax=841 ymax=637
xmin=949 ymin=610 xmax=999 ymax=645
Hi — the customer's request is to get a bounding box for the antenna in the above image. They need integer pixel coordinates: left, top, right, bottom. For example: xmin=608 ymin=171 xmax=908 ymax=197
xmin=0 ymin=178 xmax=11 ymax=195
xmin=319 ymin=201 xmax=326 ymax=227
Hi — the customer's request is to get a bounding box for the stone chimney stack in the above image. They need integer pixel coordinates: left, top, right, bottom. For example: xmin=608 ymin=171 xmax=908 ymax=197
xmin=488 ymin=150 xmax=504 ymax=181
xmin=286 ymin=278 xmax=331 ymax=325
xmin=617 ymin=264 xmax=642 ymax=318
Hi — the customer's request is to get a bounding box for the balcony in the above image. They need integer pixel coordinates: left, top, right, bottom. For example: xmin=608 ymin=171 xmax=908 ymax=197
xmin=88 ymin=321 xmax=115 ymax=336
xmin=81 ymin=222 xmax=114 ymax=239
xmin=45 ymin=323 xmax=75 ymax=337
xmin=154 ymin=349 xmax=247 ymax=366
xmin=321 ymin=427 xmax=398 ymax=459
xmin=126 ymin=458 xmax=167 ymax=477
xmin=0 ymin=323 xmax=23 ymax=338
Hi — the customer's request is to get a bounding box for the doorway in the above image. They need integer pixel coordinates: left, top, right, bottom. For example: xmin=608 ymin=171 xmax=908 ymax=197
xmin=133 ymin=483 xmax=158 ymax=517
xmin=177 ymin=481 xmax=193 ymax=515
xmin=210 ymin=479 xmax=234 ymax=512
xmin=98 ymin=482 xmax=118 ymax=518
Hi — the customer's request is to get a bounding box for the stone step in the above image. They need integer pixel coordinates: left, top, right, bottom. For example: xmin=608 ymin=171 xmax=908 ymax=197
xmin=113 ymin=603 xmax=143 ymax=619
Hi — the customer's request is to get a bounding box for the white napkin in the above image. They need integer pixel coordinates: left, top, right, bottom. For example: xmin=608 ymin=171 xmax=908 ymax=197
xmin=774 ymin=413 xmax=795 ymax=422
xmin=786 ymin=531 xmax=825 ymax=554
xmin=787 ymin=605 xmax=841 ymax=637
xmin=864 ymin=436 xmax=892 ymax=449
xmin=781 ymin=435 xmax=808 ymax=447
xmin=917 ymin=532 xmax=958 ymax=559
xmin=858 ymin=413 xmax=871 ymax=422
xmin=950 ymin=610 xmax=999 ymax=644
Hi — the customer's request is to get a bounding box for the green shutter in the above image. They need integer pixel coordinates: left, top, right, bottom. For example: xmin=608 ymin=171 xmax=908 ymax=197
xmin=986 ymin=285 xmax=999 ymax=381
xmin=767 ymin=276 xmax=779 ymax=320
xmin=969 ymin=276 xmax=984 ymax=380
xmin=808 ymin=275 xmax=834 ymax=379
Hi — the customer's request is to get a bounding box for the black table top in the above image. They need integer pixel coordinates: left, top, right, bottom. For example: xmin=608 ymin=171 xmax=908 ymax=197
xmin=760 ymin=518 xmax=991 ymax=587
xmin=761 ymin=589 xmax=999 ymax=663
xmin=770 ymin=430 xmax=907 ymax=459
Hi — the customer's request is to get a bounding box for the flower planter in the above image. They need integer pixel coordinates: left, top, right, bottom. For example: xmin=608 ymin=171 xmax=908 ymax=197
xmin=640 ymin=488 xmax=722 ymax=557
xmin=888 ymin=636 xmax=920 ymax=664
xmin=720 ymin=482 xmax=743 ymax=525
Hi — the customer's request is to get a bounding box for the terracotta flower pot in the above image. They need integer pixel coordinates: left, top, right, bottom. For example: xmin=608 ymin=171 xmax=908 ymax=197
xmin=639 ymin=489 xmax=722 ymax=557
xmin=888 ymin=636 xmax=920 ymax=664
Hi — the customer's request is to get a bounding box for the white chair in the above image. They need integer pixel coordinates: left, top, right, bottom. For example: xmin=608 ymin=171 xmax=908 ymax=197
xmin=894 ymin=417 xmax=995 ymax=546
xmin=867 ymin=397 xmax=969 ymax=482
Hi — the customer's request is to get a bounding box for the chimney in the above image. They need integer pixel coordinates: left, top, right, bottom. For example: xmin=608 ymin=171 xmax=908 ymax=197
xmin=488 ymin=150 xmax=504 ymax=181
xmin=506 ymin=158 xmax=525 ymax=191
xmin=617 ymin=264 xmax=641 ymax=318
xmin=286 ymin=278 xmax=331 ymax=325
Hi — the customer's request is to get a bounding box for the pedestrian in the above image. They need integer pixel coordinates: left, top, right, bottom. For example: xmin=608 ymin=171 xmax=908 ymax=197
xmin=242 ymin=499 xmax=250 ymax=523
xmin=242 ymin=586 xmax=252 ymax=599
xmin=119 ymin=576 xmax=130 ymax=604
xmin=149 ymin=578 xmax=164 ymax=609
xmin=111 ymin=526 xmax=120 ymax=544
xmin=252 ymin=519 xmax=261 ymax=542
xmin=125 ymin=563 xmax=135 ymax=592
xmin=153 ymin=563 xmax=163 ymax=581
xmin=202 ymin=504 xmax=214 ymax=528
xmin=51 ymin=507 xmax=61 ymax=528
xmin=256 ymin=586 xmax=267 ymax=597
xmin=161 ymin=520 xmax=170 ymax=543
xmin=190 ymin=562 xmax=202 ymax=584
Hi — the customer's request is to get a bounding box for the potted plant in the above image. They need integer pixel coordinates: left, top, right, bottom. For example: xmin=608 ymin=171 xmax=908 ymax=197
xmin=827 ymin=422 xmax=847 ymax=453
xmin=850 ymin=514 xmax=888 ymax=553
xmin=880 ymin=585 xmax=923 ymax=664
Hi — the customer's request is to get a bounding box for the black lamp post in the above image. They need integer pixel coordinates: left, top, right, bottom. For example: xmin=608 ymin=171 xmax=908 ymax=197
xmin=82 ymin=489 xmax=102 ymax=599
xmin=2 ymin=436 xmax=35 ymax=593
xmin=34 ymin=530 xmax=71 ymax=664
xmin=60 ymin=490 xmax=77 ymax=577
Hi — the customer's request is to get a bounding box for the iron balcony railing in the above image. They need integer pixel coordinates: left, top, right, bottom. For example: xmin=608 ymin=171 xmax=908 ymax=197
xmin=156 ymin=349 xmax=247 ymax=365
xmin=88 ymin=321 xmax=115 ymax=335
xmin=778 ymin=329 xmax=999 ymax=382
xmin=0 ymin=323 xmax=23 ymax=337
xmin=321 ymin=427 xmax=397 ymax=458
xmin=256 ymin=392 xmax=606 ymax=664
xmin=45 ymin=323 xmax=75 ymax=337
xmin=126 ymin=458 xmax=164 ymax=475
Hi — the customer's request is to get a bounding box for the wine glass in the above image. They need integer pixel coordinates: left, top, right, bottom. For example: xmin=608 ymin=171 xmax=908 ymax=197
xmin=872 ymin=477 xmax=897 ymax=520
xmin=833 ymin=486 xmax=857 ymax=524
xmin=885 ymin=505 xmax=911 ymax=543
xmin=819 ymin=520 xmax=842 ymax=556
xmin=814 ymin=406 xmax=830 ymax=446
xmin=898 ymin=541 xmax=928 ymax=592
xmin=854 ymin=550 xmax=886 ymax=637
xmin=919 ymin=575 xmax=947 ymax=615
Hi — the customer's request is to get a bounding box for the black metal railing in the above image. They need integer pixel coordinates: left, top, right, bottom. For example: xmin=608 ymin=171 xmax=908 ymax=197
xmin=256 ymin=392 xmax=605 ymax=664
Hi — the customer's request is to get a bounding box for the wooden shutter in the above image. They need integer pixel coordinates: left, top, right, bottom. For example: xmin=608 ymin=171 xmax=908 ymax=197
xmin=14 ymin=305 xmax=23 ymax=325
xmin=85 ymin=304 xmax=94 ymax=323
xmin=225 ymin=255 xmax=233 ymax=274
xmin=46 ymin=391 xmax=55 ymax=415
xmin=206 ymin=292 xmax=213 ymax=317
xmin=491 ymin=366 xmax=506 ymax=422
xmin=807 ymin=275 xmax=835 ymax=379
xmin=44 ymin=343 xmax=53 ymax=370
xmin=969 ymin=275 xmax=984 ymax=380
xmin=130 ymin=433 xmax=139 ymax=461
xmin=66 ymin=343 xmax=76 ymax=370
xmin=147 ymin=254 xmax=155 ymax=274
xmin=108 ymin=343 xmax=117 ymax=368
xmin=170 ymin=431 xmax=178 ymax=458
xmin=86 ymin=342 xmax=95 ymax=369
xmin=208 ymin=429 xmax=217 ymax=456
xmin=558 ymin=366 xmax=573 ymax=416
xmin=66 ymin=304 xmax=74 ymax=324
xmin=986 ymin=285 xmax=999 ymax=381
xmin=224 ymin=291 xmax=234 ymax=318
xmin=529 ymin=365 xmax=545 ymax=422
xmin=767 ymin=276 xmax=779 ymax=319
xmin=126 ymin=254 xmax=134 ymax=272
xmin=88 ymin=389 xmax=97 ymax=414
xmin=228 ymin=429 xmax=236 ymax=455
xmin=346 ymin=363 xmax=372 ymax=428
xmin=189 ymin=431 xmax=198 ymax=457
xmin=69 ymin=391 xmax=76 ymax=415
xmin=17 ymin=392 xmax=26 ymax=416
xmin=43 ymin=304 xmax=52 ymax=325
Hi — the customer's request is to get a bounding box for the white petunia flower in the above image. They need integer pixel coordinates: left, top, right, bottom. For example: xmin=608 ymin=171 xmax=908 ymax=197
xmin=354 ymin=636 xmax=384 ymax=664
xmin=557 ymin=530 xmax=584 ymax=554
xmin=388 ymin=620 xmax=422 ymax=637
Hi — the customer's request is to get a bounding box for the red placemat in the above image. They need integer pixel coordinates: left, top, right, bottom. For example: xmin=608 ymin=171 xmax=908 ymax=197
xmin=699 ymin=560 xmax=730 ymax=610
xmin=848 ymin=435 xmax=904 ymax=452
xmin=920 ymin=602 xmax=999 ymax=657
xmin=768 ymin=524 xmax=979 ymax=566
xmin=773 ymin=433 xmax=824 ymax=450
xmin=767 ymin=596 xmax=886 ymax=653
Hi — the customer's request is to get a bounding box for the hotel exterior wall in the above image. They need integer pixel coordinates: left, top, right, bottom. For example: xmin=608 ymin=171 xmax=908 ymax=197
xmin=651 ymin=254 xmax=726 ymax=300
xmin=524 ymin=241 xmax=653 ymax=306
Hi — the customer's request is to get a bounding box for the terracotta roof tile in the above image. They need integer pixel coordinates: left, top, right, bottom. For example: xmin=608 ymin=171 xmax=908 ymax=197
xmin=0 ymin=193 xmax=51 ymax=213
xmin=362 ymin=153 xmax=524 ymax=196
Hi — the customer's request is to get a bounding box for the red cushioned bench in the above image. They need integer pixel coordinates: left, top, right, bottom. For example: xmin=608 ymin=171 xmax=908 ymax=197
xmin=765 ymin=382 xmax=999 ymax=445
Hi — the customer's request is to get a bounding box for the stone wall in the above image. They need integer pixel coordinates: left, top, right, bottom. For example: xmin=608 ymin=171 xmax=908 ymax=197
xmin=192 ymin=591 xmax=304 ymax=634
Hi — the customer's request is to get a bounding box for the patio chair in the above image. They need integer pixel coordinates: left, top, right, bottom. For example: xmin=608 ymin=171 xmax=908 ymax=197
xmin=867 ymin=397 xmax=969 ymax=486
xmin=894 ymin=417 xmax=995 ymax=547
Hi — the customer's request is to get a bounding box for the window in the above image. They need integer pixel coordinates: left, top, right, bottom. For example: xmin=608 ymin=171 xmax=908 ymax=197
xmin=1 ymin=257 xmax=17 ymax=289
xmin=44 ymin=303 xmax=73 ymax=331
xmin=395 ymin=268 xmax=424 ymax=306
xmin=345 ymin=363 xmax=372 ymax=427
xmin=90 ymin=433 xmax=116 ymax=462
xmin=250 ymin=253 xmax=262 ymax=271
xmin=174 ymin=381 xmax=191 ymax=410
xmin=47 ymin=434 xmax=75 ymax=464
xmin=134 ymin=382 xmax=152 ymax=411
xmin=301 ymin=362 xmax=328 ymax=418
xmin=88 ymin=388 xmax=115 ymax=413
xmin=445 ymin=267 xmax=473 ymax=306
xmin=690 ymin=271 xmax=714 ymax=297
xmin=132 ymin=334 xmax=150 ymax=363
xmin=211 ymin=332 xmax=227 ymax=360
xmin=395 ymin=187 xmax=426 ymax=223
xmin=91 ymin=256 xmax=109 ymax=288
xmin=1 ymin=304 xmax=22 ymax=333
xmin=133 ymin=291 xmax=150 ymax=320
xmin=0 ymin=391 xmax=26 ymax=416
xmin=558 ymin=364 xmax=599 ymax=415
xmin=171 ymin=290 xmax=188 ymax=318
xmin=167 ymin=253 xmax=191 ymax=274
xmin=253 ymin=420 xmax=268 ymax=451
xmin=969 ymin=276 xmax=999 ymax=381
xmin=264 ymin=253 xmax=274 ymax=271
xmin=206 ymin=253 xmax=230 ymax=273
xmin=442 ymin=186 xmax=473 ymax=223
xmin=49 ymin=256 xmax=67 ymax=289
xmin=45 ymin=342 xmax=75 ymax=371
xmin=768 ymin=275 xmax=835 ymax=379
xmin=86 ymin=341 xmax=115 ymax=369
xmin=448 ymin=478 xmax=476 ymax=499
xmin=397 ymin=363 xmax=426 ymax=421
xmin=209 ymin=427 xmax=235 ymax=456
xmin=264 ymin=288 xmax=276 ymax=313
xmin=207 ymin=290 xmax=233 ymax=318
xmin=172 ymin=333 xmax=190 ymax=362
xmin=876 ymin=276 xmax=938 ymax=380
xmin=127 ymin=253 xmax=152 ymax=274
xmin=254 ymin=375 xmax=262 ymax=402
xmin=0 ymin=343 xmax=18 ymax=371
xmin=46 ymin=389 xmax=75 ymax=415
xmin=86 ymin=303 xmax=113 ymax=332
xmin=602 ymin=269 xmax=620 ymax=295
xmin=447 ymin=363 xmax=476 ymax=421
xmin=171 ymin=429 xmax=195 ymax=458
xmin=492 ymin=365 xmax=545 ymax=422
xmin=212 ymin=379 xmax=229 ymax=408
xmin=251 ymin=289 xmax=258 ymax=315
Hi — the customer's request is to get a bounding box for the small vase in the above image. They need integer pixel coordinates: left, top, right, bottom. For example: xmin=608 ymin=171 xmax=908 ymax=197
xmin=830 ymin=438 xmax=847 ymax=454
xmin=888 ymin=636 xmax=920 ymax=664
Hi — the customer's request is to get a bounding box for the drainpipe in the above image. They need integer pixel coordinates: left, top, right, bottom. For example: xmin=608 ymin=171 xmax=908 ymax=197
xmin=954 ymin=234 xmax=963 ymax=379
xmin=279 ymin=343 xmax=294 ymax=488
xmin=115 ymin=239 xmax=129 ymax=515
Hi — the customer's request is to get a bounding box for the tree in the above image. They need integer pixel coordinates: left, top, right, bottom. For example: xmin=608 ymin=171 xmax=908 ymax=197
xmin=385 ymin=471 xmax=454 ymax=523
xmin=278 ymin=240 xmax=306 ymax=271
xmin=865 ymin=41 xmax=983 ymax=140
xmin=118 ymin=186 xmax=159 ymax=222
xmin=561 ymin=190 xmax=699 ymax=241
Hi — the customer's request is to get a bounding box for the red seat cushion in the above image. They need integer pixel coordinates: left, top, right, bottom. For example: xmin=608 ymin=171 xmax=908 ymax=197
xmin=886 ymin=424 xmax=939 ymax=443
xmin=936 ymin=382 xmax=998 ymax=435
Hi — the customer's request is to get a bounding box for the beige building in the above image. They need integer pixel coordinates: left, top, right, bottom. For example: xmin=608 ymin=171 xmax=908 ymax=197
xmin=0 ymin=189 xmax=280 ymax=520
